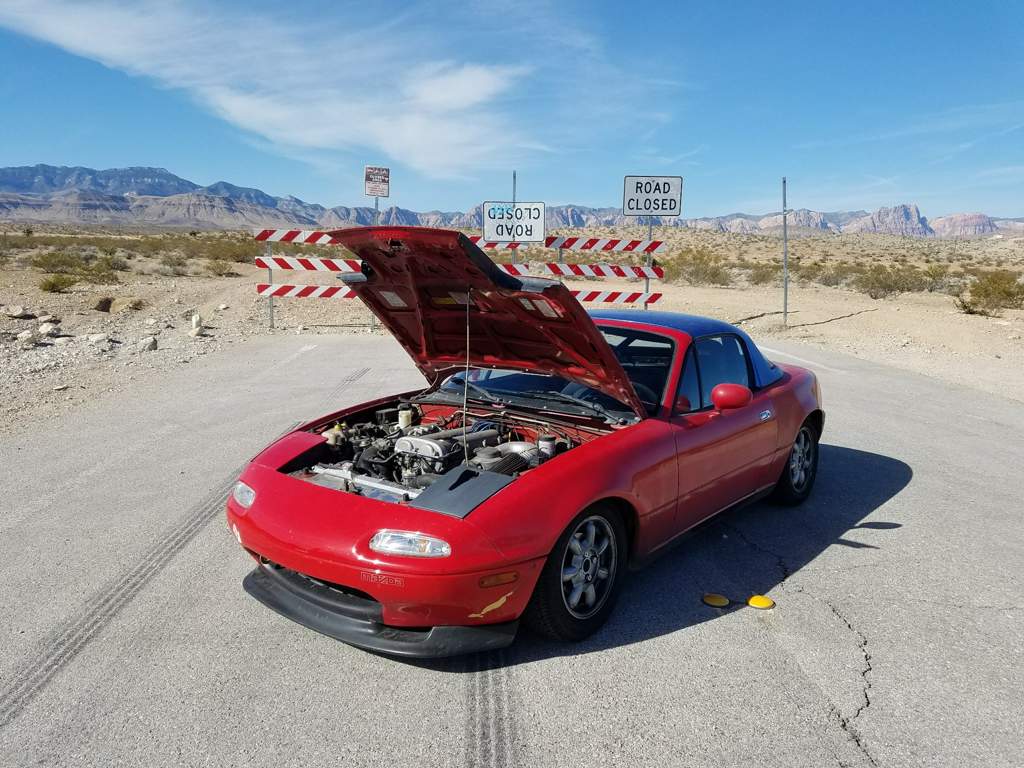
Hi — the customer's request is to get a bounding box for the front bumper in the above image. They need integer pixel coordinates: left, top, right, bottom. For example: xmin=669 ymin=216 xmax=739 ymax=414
xmin=243 ymin=564 xmax=518 ymax=658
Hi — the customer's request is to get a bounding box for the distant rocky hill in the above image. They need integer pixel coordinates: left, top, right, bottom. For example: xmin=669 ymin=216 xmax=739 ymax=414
xmin=0 ymin=164 xmax=1018 ymax=238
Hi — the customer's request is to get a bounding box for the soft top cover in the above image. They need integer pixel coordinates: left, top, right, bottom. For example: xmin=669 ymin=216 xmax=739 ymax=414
xmin=333 ymin=227 xmax=646 ymax=416
xmin=590 ymin=309 xmax=784 ymax=388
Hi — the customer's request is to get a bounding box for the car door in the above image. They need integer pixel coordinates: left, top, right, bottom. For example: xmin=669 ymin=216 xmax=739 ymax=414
xmin=669 ymin=335 xmax=779 ymax=533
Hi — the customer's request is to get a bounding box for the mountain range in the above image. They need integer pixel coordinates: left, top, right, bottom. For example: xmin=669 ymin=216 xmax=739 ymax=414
xmin=0 ymin=164 xmax=1021 ymax=238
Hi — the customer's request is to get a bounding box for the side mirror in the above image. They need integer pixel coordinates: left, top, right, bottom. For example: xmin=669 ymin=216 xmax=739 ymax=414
xmin=674 ymin=395 xmax=692 ymax=413
xmin=711 ymin=383 xmax=752 ymax=411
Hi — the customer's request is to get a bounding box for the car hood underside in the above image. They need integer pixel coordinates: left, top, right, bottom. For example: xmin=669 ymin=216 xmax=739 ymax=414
xmin=332 ymin=226 xmax=645 ymax=416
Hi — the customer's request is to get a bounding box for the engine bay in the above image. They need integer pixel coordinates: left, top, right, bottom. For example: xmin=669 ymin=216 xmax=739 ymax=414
xmin=286 ymin=401 xmax=593 ymax=505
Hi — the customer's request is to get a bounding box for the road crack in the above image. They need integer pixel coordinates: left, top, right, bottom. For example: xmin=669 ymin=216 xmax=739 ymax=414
xmin=721 ymin=520 xmax=878 ymax=766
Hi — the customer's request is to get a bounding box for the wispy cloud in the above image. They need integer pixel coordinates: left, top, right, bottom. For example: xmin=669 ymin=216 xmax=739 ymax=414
xmin=974 ymin=165 xmax=1024 ymax=184
xmin=0 ymin=0 xmax=550 ymax=177
xmin=793 ymin=101 xmax=1024 ymax=151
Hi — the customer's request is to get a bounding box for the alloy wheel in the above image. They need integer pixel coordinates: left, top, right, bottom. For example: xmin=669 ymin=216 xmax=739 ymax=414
xmin=560 ymin=516 xmax=617 ymax=619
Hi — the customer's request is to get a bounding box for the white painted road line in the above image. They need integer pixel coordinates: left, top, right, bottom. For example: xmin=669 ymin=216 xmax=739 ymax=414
xmin=759 ymin=345 xmax=845 ymax=374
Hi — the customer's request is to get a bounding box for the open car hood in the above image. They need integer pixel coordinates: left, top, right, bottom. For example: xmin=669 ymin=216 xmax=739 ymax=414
xmin=332 ymin=227 xmax=645 ymax=417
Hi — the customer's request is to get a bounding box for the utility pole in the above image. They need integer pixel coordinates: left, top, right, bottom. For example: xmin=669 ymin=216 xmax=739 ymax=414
xmin=782 ymin=177 xmax=789 ymax=327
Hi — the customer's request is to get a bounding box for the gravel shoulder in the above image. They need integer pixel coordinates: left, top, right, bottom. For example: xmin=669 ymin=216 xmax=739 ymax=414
xmin=2 ymin=264 xmax=1023 ymax=438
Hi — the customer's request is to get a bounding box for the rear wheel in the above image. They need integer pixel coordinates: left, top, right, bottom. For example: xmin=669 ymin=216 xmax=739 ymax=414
xmin=771 ymin=421 xmax=819 ymax=505
xmin=524 ymin=503 xmax=627 ymax=641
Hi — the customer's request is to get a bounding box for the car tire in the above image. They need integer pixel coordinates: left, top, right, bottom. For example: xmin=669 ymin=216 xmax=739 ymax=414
xmin=771 ymin=420 xmax=820 ymax=506
xmin=523 ymin=503 xmax=628 ymax=642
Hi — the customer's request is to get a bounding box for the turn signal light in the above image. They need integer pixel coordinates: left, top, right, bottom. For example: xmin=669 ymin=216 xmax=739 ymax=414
xmin=479 ymin=571 xmax=518 ymax=588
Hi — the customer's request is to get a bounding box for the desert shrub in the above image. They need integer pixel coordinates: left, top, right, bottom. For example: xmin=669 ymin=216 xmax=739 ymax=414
xmin=31 ymin=249 xmax=121 ymax=284
xmin=794 ymin=262 xmax=822 ymax=283
xmin=204 ymin=239 xmax=262 ymax=263
xmin=39 ymin=274 xmax=79 ymax=293
xmin=747 ymin=262 xmax=781 ymax=285
xmin=159 ymin=252 xmax=189 ymax=275
xmin=79 ymin=259 xmax=120 ymax=285
xmin=95 ymin=254 xmax=129 ymax=272
xmin=852 ymin=264 xmax=929 ymax=299
xmin=206 ymin=259 xmax=237 ymax=277
xmin=954 ymin=270 xmax=1024 ymax=316
xmin=31 ymin=250 xmax=85 ymax=273
xmin=820 ymin=262 xmax=864 ymax=287
xmin=662 ymin=247 xmax=732 ymax=286
xmin=922 ymin=264 xmax=951 ymax=293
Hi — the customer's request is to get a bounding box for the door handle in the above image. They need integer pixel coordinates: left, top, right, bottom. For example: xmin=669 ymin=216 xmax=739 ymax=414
xmin=759 ymin=409 xmax=773 ymax=422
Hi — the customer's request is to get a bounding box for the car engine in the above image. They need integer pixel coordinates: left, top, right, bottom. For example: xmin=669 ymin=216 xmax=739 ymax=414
xmin=294 ymin=404 xmax=568 ymax=502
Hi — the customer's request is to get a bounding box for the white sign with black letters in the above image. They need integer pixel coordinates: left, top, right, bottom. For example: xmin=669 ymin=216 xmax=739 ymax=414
xmin=622 ymin=175 xmax=682 ymax=217
xmin=482 ymin=201 xmax=546 ymax=242
xmin=364 ymin=166 xmax=390 ymax=198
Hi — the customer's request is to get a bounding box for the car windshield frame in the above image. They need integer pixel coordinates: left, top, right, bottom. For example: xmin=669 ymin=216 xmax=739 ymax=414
xmin=424 ymin=325 xmax=677 ymax=423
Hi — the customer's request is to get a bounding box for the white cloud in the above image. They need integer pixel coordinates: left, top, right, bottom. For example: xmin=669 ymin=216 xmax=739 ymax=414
xmin=0 ymin=0 xmax=537 ymax=177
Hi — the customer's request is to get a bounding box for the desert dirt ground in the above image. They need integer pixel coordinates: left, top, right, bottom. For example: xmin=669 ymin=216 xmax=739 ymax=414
xmin=2 ymin=225 xmax=1023 ymax=436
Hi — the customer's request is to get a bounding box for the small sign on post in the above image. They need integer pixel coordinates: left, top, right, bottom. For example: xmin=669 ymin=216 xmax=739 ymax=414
xmin=622 ymin=175 xmax=682 ymax=309
xmin=482 ymin=201 xmax=546 ymax=243
xmin=364 ymin=165 xmax=389 ymax=331
xmin=364 ymin=166 xmax=390 ymax=199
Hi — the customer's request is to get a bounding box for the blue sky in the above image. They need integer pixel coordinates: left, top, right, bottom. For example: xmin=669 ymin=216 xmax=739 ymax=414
xmin=0 ymin=0 xmax=1022 ymax=217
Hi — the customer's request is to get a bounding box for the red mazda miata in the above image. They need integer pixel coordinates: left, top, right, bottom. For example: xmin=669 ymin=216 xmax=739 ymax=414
xmin=226 ymin=227 xmax=823 ymax=657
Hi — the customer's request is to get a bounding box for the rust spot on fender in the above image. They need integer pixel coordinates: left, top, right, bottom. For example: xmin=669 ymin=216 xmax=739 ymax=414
xmin=469 ymin=590 xmax=514 ymax=619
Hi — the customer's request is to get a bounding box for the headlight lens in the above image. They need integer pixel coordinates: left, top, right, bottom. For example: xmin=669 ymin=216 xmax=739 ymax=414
xmin=232 ymin=481 xmax=256 ymax=509
xmin=369 ymin=530 xmax=451 ymax=558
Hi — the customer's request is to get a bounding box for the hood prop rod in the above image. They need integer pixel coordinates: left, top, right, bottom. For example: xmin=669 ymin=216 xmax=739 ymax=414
xmin=462 ymin=286 xmax=472 ymax=467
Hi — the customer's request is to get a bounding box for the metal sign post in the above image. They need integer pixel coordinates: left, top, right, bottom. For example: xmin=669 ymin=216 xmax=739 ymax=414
xmin=645 ymin=215 xmax=654 ymax=301
xmin=511 ymin=171 xmax=517 ymax=264
xmin=364 ymin=166 xmax=390 ymax=331
xmin=264 ymin=242 xmax=275 ymax=329
xmin=623 ymin=175 xmax=682 ymax=310
xmin=782 ymin=177 xmax=789 ymax=327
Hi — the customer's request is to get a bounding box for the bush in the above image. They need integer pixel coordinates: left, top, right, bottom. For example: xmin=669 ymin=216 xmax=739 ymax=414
xmin=794 ymin=262 xmax=823 ymax=283
xmin=31 ymin=249 xmax=121 ymax=284
xmin=39 ymin=274 xmax=79 ymax=293
xmin=206 ymin=259 xmax=237 ymax=277
xmin=852 ymin=264 xmax=929 ymax=299
xmin=79 ymin=261 xmax=120 ymax=285
xmin=663 ymin=247 xmax=733 ymax=286
xmin=31 ymin=250 xmax=84 ymax=273
xmin=922 ymin=264 xmax=950 ymax=293
xmin=746 ymin=262 xmax=781 ymax=285
xmin=159 ymin=252 xmax=189 ymax=276
xmin=954 ymin=270 xmax=1024 ymax=316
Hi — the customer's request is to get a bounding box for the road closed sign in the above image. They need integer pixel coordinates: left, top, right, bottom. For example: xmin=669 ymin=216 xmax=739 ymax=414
xmin=364 ymin=166 xmax=390 ymax=198
xmin=623 ymin=175 xmax=683 ymax=217
xmin=482 ymin=201 xmax=546 ymax=242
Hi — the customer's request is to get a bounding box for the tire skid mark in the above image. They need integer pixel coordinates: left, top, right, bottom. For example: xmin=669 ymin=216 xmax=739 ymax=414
xmin=464 ymin=648 xmax=524 ymax=767
xmin=0 ymin=470 xmax=238 ymax=728
xmin=324 ymin=366 xmax=371 ymax=405
xmin=0 ymin=420 xmax=306 ymax=730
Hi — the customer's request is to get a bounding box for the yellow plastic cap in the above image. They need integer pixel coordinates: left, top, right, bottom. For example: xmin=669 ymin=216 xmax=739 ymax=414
xmin=747 ymin=594 xmax=775 ymax=610
xmin=702 ymin=593 xmax=730 ymax=608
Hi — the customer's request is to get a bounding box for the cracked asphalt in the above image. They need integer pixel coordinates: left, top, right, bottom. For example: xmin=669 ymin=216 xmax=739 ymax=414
xmin=0 ymin=333 xmax=1020 ymax=767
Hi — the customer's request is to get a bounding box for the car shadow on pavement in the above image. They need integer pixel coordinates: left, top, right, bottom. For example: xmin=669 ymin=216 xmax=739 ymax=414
xmin=424 ymin=444 xmax=912 ymax=672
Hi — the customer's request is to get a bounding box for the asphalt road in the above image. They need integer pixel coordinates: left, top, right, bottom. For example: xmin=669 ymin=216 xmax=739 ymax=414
xmin=0 ymin=332 xmax=1020 ymax=767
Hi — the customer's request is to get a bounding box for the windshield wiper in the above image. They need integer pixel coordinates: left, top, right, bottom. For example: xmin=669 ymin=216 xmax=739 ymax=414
xmin=516 ymin=390 xmax=625 ymax=422
xmin=426 ymin=379 xmax=500 ymax=404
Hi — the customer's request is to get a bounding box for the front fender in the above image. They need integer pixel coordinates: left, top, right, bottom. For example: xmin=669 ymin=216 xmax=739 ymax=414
xmin=468 ymin=419 xmax=678 ymax=563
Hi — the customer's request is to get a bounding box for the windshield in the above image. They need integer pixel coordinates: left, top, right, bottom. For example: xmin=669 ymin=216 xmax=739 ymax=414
xmin=429 ymin=326 xmax=675 ymax=421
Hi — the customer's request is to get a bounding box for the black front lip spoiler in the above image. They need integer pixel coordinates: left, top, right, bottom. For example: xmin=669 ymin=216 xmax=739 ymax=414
xmin=243 ymin=565 xmax=518 ymax=659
